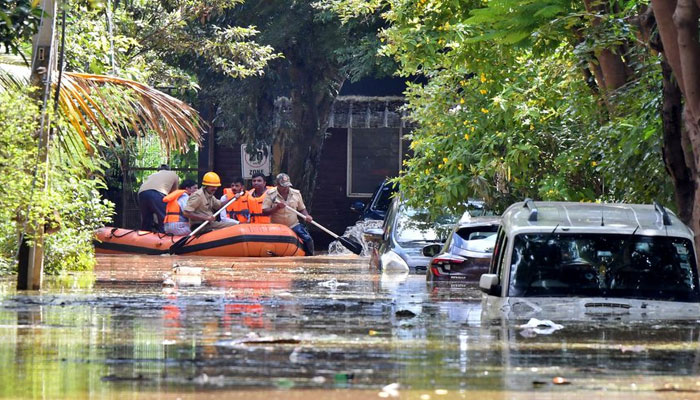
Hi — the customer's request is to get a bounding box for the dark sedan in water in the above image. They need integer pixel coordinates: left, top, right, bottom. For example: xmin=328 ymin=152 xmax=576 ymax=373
xmin=426 ymin=214 xmax=500 ymax=283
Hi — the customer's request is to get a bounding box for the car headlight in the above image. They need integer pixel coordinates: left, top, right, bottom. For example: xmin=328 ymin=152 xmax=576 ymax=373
xmin=380 ymin=250 xmax=409 ymax=272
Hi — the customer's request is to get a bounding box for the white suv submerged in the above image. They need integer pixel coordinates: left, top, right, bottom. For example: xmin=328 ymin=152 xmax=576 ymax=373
xmin=480 ymin=200 xmax=700 ymax=321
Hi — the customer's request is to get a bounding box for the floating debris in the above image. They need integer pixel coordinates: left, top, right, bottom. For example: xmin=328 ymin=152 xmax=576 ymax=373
xmin=395 ymin=309 xmax=417 ymax=319
xmin=379 ymin=382 xmax=400 ymax=398
xmin=318 ymin=278 xmax=349 ymax=290
xmin=519 ymin=318 xmax=564 ymax=336
xmin=552 ymin=377 xmax=570 ymax=385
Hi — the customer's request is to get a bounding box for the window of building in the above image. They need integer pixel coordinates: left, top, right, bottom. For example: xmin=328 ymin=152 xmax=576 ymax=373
xmin=347 ymin=128 xmax=408 ymax=197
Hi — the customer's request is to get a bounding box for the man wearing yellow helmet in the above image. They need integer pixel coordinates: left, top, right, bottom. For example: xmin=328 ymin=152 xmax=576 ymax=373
xmin=182 ymin=172 xmax=239 ymax=232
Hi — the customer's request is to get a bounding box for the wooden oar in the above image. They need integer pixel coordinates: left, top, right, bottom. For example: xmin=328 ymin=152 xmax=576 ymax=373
xmin=284 ymin=205 xmax=363 ymax=255
xmin=169 ymin=193 xmax=240 ymax=254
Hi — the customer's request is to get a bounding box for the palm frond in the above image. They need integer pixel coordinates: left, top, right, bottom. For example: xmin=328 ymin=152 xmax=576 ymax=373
xmin=58 ymin=73 xmax=204 ymax=154
xmin=0 ymin=66 xmax=28 ymax=91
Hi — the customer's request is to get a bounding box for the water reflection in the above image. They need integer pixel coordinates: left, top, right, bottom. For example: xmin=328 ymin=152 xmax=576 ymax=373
xmin=1 ymin=255 xmax=700 ymax=398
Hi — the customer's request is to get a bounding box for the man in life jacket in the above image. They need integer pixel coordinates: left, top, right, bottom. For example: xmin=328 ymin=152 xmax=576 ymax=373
xmin=220 ymin=177 xmax=249 ymax=223
xmin=247 ymin=172 xmax=272 ymax=224
xmin=162 ymin=179 xmax=198 ymax=235
xmin=262 ymin=173 xmax=314 ymax=255
xmin=183 ymin=172 xmax=239 ymax=232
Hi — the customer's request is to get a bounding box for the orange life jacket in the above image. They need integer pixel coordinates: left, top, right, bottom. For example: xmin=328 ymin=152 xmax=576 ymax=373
xmin=223 ymin=188 xmax=250 ymax=223
xmin=247 ymin=187 xmax=272 ymax=224
xmin=163 ymin=189 xmax=187 ymax=223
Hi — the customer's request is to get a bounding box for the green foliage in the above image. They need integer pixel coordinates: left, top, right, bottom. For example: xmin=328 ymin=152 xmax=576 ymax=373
xmin=0 ymin=0 xmax=42 ymax=62
xmin=197 ymin=1 xmax=393 ymax=146
xmin=0 ymin=86 xmax=114 ymax=275
xmin=328 ymin=0 xmax=672 ymax=215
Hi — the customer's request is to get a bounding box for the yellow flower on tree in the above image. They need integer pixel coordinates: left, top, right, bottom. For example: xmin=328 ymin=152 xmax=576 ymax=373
xmin=480 ymin=108 xmax=489 ymax=114
xmin=480 ymin=89 xmax=487 ymax=95
xmin=464 ymin=133 xmax=469 ymax=140
xmin=459 ymin=98 xmax=465 ymax=104
xmin=442 ymin=157 xmax=448 ymax=163
xmin=480 ymin=73 xmax=486 ymax=83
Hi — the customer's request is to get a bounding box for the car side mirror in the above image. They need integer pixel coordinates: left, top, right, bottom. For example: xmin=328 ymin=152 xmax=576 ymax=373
xmin=350 ymin=201 xmax=365 ymax=214
xmin=479 ymin=273 xmax=501 ymax=296
xmin=422 ymin=244 xmax=442 ymax=257
xmin=363 ymin=228 xmax=384 ymax=244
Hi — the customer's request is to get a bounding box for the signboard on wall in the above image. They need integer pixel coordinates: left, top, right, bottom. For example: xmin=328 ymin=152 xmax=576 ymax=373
xmin=241 ymin=145 xmax=271 ymax=179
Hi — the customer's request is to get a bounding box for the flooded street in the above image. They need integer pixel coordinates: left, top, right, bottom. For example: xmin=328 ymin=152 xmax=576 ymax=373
xmin=1 ymin=255 xmax=700 ymax=399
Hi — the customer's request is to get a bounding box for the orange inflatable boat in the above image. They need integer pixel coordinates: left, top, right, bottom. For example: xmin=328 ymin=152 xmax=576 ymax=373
xmin=94 ymin=224 xmax=305 ymax=257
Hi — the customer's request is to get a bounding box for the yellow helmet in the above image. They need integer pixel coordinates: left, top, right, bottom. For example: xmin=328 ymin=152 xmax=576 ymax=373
xmin=202 ymin=171 xmax=221 ymax=187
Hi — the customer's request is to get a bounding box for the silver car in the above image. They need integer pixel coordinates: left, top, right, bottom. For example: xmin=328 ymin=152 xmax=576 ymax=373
xmin=480 ymin=200 xmax=700 ymax=321
xmin=364 ymin=197 xmax=456 ymax=273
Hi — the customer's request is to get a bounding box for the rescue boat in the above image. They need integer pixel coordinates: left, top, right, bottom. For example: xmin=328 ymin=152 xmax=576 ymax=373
xmin=94 ymin=224 xmax=305 ymax=257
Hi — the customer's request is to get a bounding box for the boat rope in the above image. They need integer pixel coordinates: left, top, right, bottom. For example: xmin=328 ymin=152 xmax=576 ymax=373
xmin=108 ymin=227 xmax=178 ymax=243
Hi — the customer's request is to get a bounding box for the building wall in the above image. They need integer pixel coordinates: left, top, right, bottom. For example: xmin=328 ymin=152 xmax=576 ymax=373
xmin=311 ymin=128 xmax=368 ymax=250
xmin=212 ymin=133 xmax=245 ymax=195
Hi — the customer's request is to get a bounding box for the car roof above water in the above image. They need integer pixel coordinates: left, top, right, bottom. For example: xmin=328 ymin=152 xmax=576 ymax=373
xmin=502 ymin=201 xmax=694 ymax=239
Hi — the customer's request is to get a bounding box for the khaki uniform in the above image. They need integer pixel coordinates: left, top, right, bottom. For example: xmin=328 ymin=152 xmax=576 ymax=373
xmin=138 ymin=170 xmax=178 ymax=195
xmin=184 ymin=188 xmax=238 ymax=231
xmin=262 ymin=187 xmax=306 ymax=228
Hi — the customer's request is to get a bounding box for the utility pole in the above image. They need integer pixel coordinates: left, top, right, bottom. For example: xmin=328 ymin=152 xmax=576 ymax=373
xmin=17 ymin=0 xmax=58 ymax=290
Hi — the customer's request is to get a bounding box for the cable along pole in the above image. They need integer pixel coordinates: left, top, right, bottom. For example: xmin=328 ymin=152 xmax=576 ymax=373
xmin=17 ymin=0 xmax=58 ymax=290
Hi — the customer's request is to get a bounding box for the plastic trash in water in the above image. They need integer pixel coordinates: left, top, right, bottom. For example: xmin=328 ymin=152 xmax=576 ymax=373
xmin=518 ymin=318 xmax=564 ymax=336
xmin=379 ymin=382 xmax=400 ymax=398
xmin=318 ymin=278 xmax=349 ymax=290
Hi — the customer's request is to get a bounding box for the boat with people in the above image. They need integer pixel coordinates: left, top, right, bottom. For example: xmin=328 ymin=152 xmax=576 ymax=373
xmin=94 ymin=223 xmax=306 ymax=257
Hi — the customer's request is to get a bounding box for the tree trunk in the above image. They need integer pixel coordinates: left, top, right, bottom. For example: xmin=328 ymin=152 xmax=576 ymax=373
xmin=651 ymin=0 xmax=700 ymax=250
xmin=660 ymin=57 xmax=694 ymax=223
xmin=582 ymin=0 xmax=629 ymax=91
xmin=273 ymin=63 xmax=343 ymax=209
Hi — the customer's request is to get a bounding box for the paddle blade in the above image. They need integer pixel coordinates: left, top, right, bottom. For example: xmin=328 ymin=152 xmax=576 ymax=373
xmin=339 ymin=236 xmax=363 ymax=255
xmin=169 ymin=235 xmax=190 ymax=254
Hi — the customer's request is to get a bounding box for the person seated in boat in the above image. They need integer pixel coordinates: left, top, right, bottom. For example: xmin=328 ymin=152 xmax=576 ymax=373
xmin=262 ymin=173 xmax=314 ymax=255
xmin=162 ymin=179 xmax=198 ymax=236
xmin=220 ymin=177 xmax=250 ymax=223
xmin=247 ymin=172 xmax=273 ymax=224
xmin=137 ymin=164 xmax=179 ymax=232
xmin=182 ymin=172 xmax=239 ymax=233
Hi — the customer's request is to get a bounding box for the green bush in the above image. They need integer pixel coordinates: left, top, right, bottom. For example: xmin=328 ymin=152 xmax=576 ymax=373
xmin=0 ymin=86 xmax=114 ymax=275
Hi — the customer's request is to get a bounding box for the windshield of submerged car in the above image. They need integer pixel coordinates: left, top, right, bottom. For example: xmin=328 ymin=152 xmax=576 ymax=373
xmin=395 ymin=208 xmax=456 ymax=246
xmin=508 ymin=233 xmax=700 ymax=302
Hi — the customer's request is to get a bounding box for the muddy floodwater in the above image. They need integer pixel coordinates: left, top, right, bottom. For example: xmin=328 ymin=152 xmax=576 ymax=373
xmin=1 ymin=255 xmax=700 ymax=399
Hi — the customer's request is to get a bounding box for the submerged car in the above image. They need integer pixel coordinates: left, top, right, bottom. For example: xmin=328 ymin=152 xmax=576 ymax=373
xmin=480 ymin=200 xmax=700 ymax=321
xmin=350 ymin=179 xmax=398 ymax=221
xmin=364 ymin=197 xmax=457 ymax=273
xmin=426 ymin=213 xmax=501 ymax=283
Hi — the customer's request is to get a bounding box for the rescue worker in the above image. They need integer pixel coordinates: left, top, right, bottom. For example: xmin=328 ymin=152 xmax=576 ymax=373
xmin=162 ymin=179 xmax=198 ymax=235
xmin=221 ymin=177 xmax=249 ymax=223
xmin=262 ymin=173 xmax=314 ymax=255
xmin=182 ymin=172 xmax=239 ymax=232
xmin=137 ymin=164 xmax=179 ymax=232
xmin=247 ymin=172 xmax=272 ymax=224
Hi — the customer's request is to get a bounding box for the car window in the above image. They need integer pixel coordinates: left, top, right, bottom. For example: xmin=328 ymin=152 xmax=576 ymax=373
xmin=507 ymin=233 xmax=700 ymax=302
xmin=371 ymin=183 xmax=397 ymax=213
xmin=490 ymin=227 xmax=506 ymax=274
xmin=394 ymin=207 xmax=456 ymax=245
xmin=452 ymin=226 xmax=499 ymax=251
